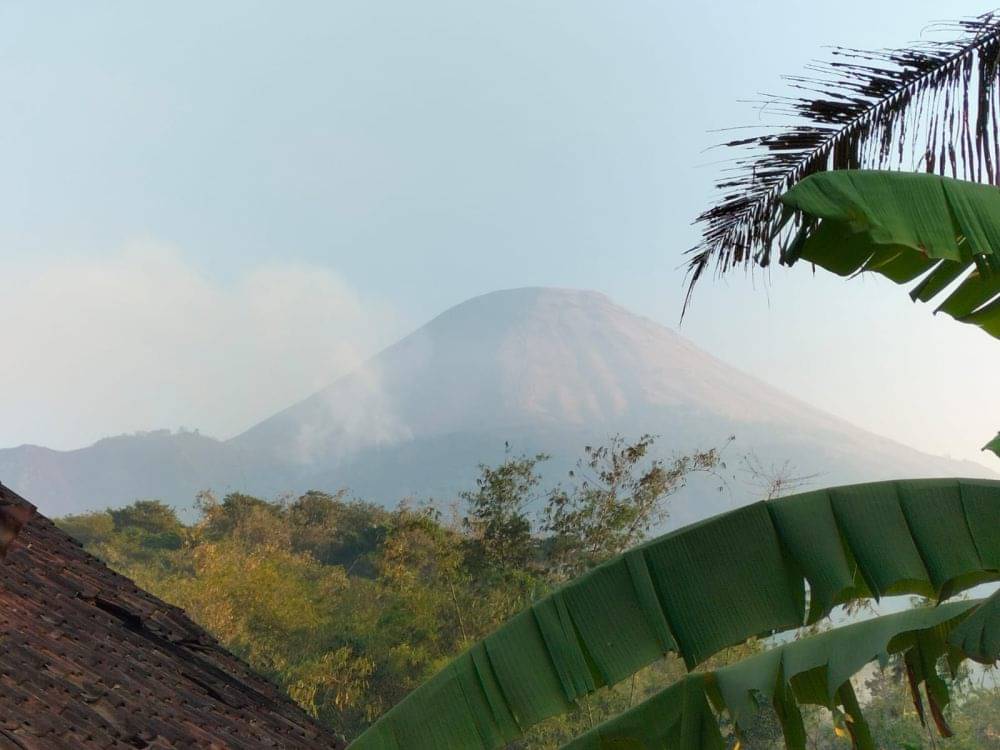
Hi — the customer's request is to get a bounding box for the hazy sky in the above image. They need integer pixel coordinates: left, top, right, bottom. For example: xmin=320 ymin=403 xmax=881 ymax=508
xmin=2 ymin=1 xmax=999 ymax=469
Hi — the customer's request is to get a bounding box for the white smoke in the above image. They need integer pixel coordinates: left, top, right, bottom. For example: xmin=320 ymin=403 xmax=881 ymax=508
xmin=0 ymin=242 xmax=400 ymax=450
xmin=284 ymin=361 xmax=418 ymax=466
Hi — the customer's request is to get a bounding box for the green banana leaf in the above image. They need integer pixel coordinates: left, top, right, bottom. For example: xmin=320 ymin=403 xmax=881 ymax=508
xmin=779 ymin=170 xmax=1000 ymax=457
xmin=562 ymin=593 xmax=999 ymax=750
xmin=779 ymin=170 xmax=1000 ymax=339
xmin=983 ymin=432 xmax=1000 ymax=459
xmin=948 ymin=587 xmax=1000 ymax=664
xmin=349 ymin=479 xmax=1000 ymax=750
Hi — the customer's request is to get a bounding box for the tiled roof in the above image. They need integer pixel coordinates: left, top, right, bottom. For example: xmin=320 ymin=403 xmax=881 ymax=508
xmin=0 ymin=483 xmax=345 ymax=750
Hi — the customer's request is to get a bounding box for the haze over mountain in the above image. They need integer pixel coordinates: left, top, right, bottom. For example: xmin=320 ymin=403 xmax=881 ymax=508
xmin=2 ymin=287 xmax=992 ymax=519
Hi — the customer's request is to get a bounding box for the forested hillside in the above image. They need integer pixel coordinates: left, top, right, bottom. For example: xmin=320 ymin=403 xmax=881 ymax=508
xmin=57 ymin=437 xmax=1000 ymax=748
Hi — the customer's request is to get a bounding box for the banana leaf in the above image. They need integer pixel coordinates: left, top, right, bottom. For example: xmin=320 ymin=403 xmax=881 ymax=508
xmin=562 ymin=593 xmax=999 ymax=750
xmin=779 ymin=170 xmax=1000 ymax=339
xmin=948 ymin=587 xmax=1000 ymax=664
xmin=349 ymin=478 xmax=1000 ymax=750
xmin=984 ymin=432 xmax=1000 ymax=459
xmin=779 ymin=170 xmax=1000 ymax=458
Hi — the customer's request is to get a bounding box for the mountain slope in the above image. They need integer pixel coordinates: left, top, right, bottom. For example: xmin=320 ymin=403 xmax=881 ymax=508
xmin=2 ymin=288 xmax=993 ymax=518
xmin=235 ymin=288 xmax=853 ymax=457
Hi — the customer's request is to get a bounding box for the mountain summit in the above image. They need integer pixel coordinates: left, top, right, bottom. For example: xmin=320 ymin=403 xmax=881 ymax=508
xmin=2 ymin=288 xmax=992 ymax=517
xmin=234 ymin=288 xmax=841 ymax=458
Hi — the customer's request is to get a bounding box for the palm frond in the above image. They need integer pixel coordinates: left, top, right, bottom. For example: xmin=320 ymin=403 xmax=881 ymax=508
xmin=562 ymin=593 xmax=1000 ymax=750
xmin=350 ymin=479 xmax=1000 ymax=750
xmin=687 ymin=11 xmax=1000 ymax=308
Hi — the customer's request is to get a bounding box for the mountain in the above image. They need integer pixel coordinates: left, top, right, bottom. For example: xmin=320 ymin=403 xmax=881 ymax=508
xmin=1 ymin=287 xmax=993 ymax=520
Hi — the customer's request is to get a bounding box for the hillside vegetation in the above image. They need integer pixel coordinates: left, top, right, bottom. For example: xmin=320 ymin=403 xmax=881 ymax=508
xmin=57 ymin=436 xmax=1000 ymax=748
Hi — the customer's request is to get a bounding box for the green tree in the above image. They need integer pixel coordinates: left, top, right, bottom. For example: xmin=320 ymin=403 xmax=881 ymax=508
xmin=288 ymin=490 xmax=388 ymax=574
xmin=196 ymin=491 xmax=290 ymax=548
xmin=461 ymin=446 xmax=547 ymax=576
xmin=107 ymin=499 xmax=185 ymax=550
xmin=108 ymin=499 xmax=182 ymax=534
xmin=542 ymin=434 xmax=724 ymax=579
xmin=58 ymin=510 xmax=114 ymax=547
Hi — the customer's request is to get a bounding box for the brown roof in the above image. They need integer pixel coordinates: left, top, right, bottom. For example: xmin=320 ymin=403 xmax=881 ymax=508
xmin=0 ymin=483 xmax=345 ymax=750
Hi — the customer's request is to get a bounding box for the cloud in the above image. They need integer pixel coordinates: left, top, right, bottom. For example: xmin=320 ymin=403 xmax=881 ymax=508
xmin=0 ymin=243 xmax=399 ymax=450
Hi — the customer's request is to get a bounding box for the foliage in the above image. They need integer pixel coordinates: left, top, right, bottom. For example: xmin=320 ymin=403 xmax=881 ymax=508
xmin=563 ymin=596 xmax=997 ymax=750
xmin=676 ymin=14 xmax=1000 ymax=748
xmin=777 ymin=169 xmax=1000 ymax=455
xmin=288 ymin=490 xmax=389 ymax=573
xmin=462 ymin=446 xmax=548 ymax=577
xmin=686 ymin=11 xmax=1000 ymax=302
xmin=542 ymin=435 xmax=724 ymax=579
xmin=107 ymin=499 xmax=185 ymax=550
xmin=779 ymin=170 xmax=1000 ymax=341
xmin=55 ymin=446 xmax=1000 ymax=748
xmin=108 ymin=499 xmax=183 ymax=534
xmin=57 ymin=436 xmax=719 ymax=743
xmin=985 ymin=433 xmax=1000 ymax=460
xmin=58 ymin=511 xmax=115 ymax=548
xmin=351 ymin=478 xmax=1000 ymax=750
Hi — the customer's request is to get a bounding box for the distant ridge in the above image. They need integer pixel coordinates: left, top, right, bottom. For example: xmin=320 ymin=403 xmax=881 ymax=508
xmin=2 ymin=287 xmax=993 ymax=519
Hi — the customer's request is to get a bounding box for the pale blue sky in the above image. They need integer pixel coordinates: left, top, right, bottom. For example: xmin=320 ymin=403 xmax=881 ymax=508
xmin=2 ymin=1 xmax=999 ymax=468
